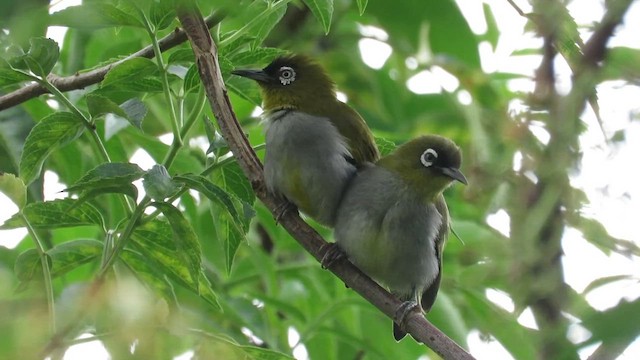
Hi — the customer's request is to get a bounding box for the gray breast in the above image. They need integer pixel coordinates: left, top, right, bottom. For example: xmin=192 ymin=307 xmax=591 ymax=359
xmin=263 ymin=110 xmax=356 ymax=226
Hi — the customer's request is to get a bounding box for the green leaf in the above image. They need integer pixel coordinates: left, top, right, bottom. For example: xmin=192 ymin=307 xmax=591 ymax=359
xmin=212 ymin=160 xmax=255 ymax=206
xmin=120 ymin=249 xmax=176 ymax=302
xmin=131 ymin=219 xmax=194 ymax=287
xmin=583 ymin=298 xmax=640 ymax=344
xmin=143 ymin=165 xmax=180 ymax=200
xmin=0 ymin=199 xmax=104 ymax=230
xmin=49 ymin=3 xmax=143 ymax=28
xmin=175 ymin=174 xmax=243 ymax=227
xmin=168 ymin=48 xmax=195 ymax=64
xmin=183 ymin=64 xmax=201 ymax=94
xmin=65 ymin=162 xmax=145 ymax=193
xmin=374 ymin=136 xmax=396 ymax=156
xmin=226 ymin=77 xmax=262 ymax=106
xmin=14 ymin=249 xmax=43 ymax=283
xmin=150 ymin=0 xmax=176 ymax=31
xmin=119 ymin=98 xmax=147 ymax=129
xmin=86 ymin=93 xmax=127 ymax=119
xmin=15 ymin=240 xmax=102 ymax=283
xmin=228 ymin=48 xmax=288 ymax=67
xmin=216 ymin=212 xmax=245 ymax=275
xmin=302 ymin=0 xmax=334 ymax=34
xmin=356 ymin=0 xmax=368 ymax=15
xmin=21 ymin=37 xmax=60 ymax=77
xmin=47 ymin=239 xmax=103 ymax=277
xmin=101 ymin=58 xmax=162 ymax=92
xmin=150 ymin=202 xmax=201 ymax=287
xmin=0 ymin=60 xmax=32 ymax=87
xmin=86 ymin=95 xmax=146 ymax=130
xmin=74 ymin=184 xmax=138 ymax=206
xmin=0 ymin=172 xmax=26 ymax=209
xmin=19 ymin=112 xmax=85 ymax=186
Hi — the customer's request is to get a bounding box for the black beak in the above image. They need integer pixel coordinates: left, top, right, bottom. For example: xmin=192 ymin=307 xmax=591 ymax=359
xmin=231 ymin=69 xmax=272 ymax=83
xmin=440 ymin=167 xmax=468 ymax=185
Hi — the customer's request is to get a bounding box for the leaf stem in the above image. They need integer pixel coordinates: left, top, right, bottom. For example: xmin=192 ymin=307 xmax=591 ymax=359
xmin=21 ymin=213 xmax=56 ymax=334
xmin=143 ymin=15 xmax=183 ymax=148
xmin=218 ymin=0 xmax=291 ymax=47
xmin=97 ymin=199 xmax=149 ymax=279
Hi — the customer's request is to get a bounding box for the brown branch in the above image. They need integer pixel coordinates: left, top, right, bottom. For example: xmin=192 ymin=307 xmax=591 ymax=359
xmin=582 ymin=0 xmax=635 ymax=69
xmin=0 ymin=12 xmax=225 ymax=112
xmin=176 ymin=3 xmax=474 ymax=360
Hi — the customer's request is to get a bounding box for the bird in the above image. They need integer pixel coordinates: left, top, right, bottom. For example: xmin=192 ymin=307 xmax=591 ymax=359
xmin=332 ymin=134 xmax=467 ymax=340
xmin=232 ymin=54 xmax=379 ymax=226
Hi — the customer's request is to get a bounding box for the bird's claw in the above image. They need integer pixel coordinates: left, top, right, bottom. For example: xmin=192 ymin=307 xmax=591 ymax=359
xmin=320 ymin=243 xmax=345 ymax=269
xmin=393 ymin=301 xmax=421 ymax=341
xmin=274 ymin=201 xmax=297 ymax=224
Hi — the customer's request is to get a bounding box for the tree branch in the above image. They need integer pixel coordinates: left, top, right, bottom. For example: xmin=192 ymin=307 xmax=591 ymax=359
xmin=176 ymin=3 xmax=474 ymax=360
xmin=582 ymin=0 xmax=635 ymax=69
xmin=0 ymin=12 xmax=225 ymax=112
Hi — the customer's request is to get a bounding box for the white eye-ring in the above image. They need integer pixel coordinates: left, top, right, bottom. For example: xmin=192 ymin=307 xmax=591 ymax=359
xmin=279 ymin=66 xmax=296 ymax=85
xmin=420 ymin=148 xmax=438 ymax=167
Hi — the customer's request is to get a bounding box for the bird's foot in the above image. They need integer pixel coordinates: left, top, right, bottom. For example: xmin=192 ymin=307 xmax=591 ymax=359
xmin=393 ymin=301 xmax=421 ymax=341
xmin=274 ymin=200 xmax=297 ymax=225
xmin=320 ymin=243 xmax=345 ymax=269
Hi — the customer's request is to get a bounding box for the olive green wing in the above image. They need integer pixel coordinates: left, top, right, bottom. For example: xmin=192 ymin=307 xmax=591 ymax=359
xmin=331 ymin=102 xmax=379 ymax=164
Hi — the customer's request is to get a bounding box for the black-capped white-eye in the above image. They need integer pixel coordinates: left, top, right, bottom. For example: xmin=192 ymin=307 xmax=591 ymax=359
xmin=420 ymin=148 xmax=438 ymax=167
xmin=278 ymin=66 xmax=296 ymax=85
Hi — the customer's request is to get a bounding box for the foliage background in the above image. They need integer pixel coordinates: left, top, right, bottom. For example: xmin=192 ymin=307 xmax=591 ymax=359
xmin=0 ymin=0 xmax=639 ymax=359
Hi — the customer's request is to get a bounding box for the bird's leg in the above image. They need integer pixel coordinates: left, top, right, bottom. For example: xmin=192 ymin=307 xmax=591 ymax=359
xmin=393 ymin=293 xmax=422 ymax=341
xmin=273 ymin=199 xmax=298 ymax=224
xmin=320 ymin=242 xmax=346 ymax=269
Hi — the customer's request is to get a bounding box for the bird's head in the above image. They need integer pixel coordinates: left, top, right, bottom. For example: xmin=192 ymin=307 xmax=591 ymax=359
xmin=378 ymin=135 xmax=467 ymax=200
xmin=232 ymin=54 xmax=336 ymax=113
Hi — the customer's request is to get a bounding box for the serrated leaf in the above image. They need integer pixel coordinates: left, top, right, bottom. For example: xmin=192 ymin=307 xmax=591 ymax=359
xmin=49 ymin=3 xmax=143 ymax=28
xmin=212 ymin=161 xmax=255 ymax=206
xmin=228 ymin=48 xmax=288 ymax=67
xmin=21 ymin=37 xmax=60 ymax=77
xmin=183 ymin=64 xmax=201 ymax=94
xmin=374 ymin=136 xmax=396 ymax=156
xmin=65 ymin=162 xmax=145 ymax=193
xmin=216 ymin=215 xmax=245 ymax=275
xmin=175 ymin=174 xmax=242 ymax=225
xmin=120 ymin=249 xmax=176 ymax=302
xmin=143 ymin=165 xmax=180 ymax=200
xmin=101 ymin=58 xmax=160 ymax=91
xmin=168 ymin=48 xmax=195 ymax=64
xmin=356 ymin=0 xmax=368 ymax=15
xmin=47 ymin=239 xmax=102 ymax=276
xmin=14 ymin=249 xmax=43 ymax=283
xmin=583 ymin=298 xmax=640 ymax=343
xmin=0 ymin=61 xmax=32 ymax=87
xmin=150 ymin=202 xmax=201 ymax=287
xmin=119 ymin=98 xmax=147 ymax=129
xmin=226 ymin=77 xmax=262 ymax=107
xmin=131 ymin=219 xmax=194 ymax=287
xmin=19 ymin=112 xmax=85 ymax=186
xmin=302 ymin=0 xmax=333 ymax=34
xmin=247 ymin=1 xmax=288 ymax=49
xmin=149 ymin=0 xmax=176 ymax=31
xmin=0 ymin=199 xmax=104 ymax=230
xmin=0 ymin=172 xmax=27 ymax=209
xmin=86 ymin=93 xmax=128 ymax=119
xmin=16 ymin=240 xmax=102 ymax=284
xmin=73 ymin=184 xmax=138 ymax=208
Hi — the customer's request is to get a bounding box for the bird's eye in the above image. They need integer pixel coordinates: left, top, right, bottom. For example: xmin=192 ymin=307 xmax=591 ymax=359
xmin=420 ymin=148 xmax=438 ymax=167
xmin=278 ymin=66 xmax=296 ymax=85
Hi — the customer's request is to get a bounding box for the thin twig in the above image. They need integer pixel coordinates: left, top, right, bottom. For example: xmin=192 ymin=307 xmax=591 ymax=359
xmin=0 ymin=12 xmax=225 ymax=112
xmin=176 ymin=3 xmax=474 ymax=359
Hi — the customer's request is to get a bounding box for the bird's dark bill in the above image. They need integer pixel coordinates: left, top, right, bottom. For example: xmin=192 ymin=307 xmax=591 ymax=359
xmin=440 ymin=167 xmax=468 ymax=185
xmin=231 ymin=69 xmax=272 ymax=83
